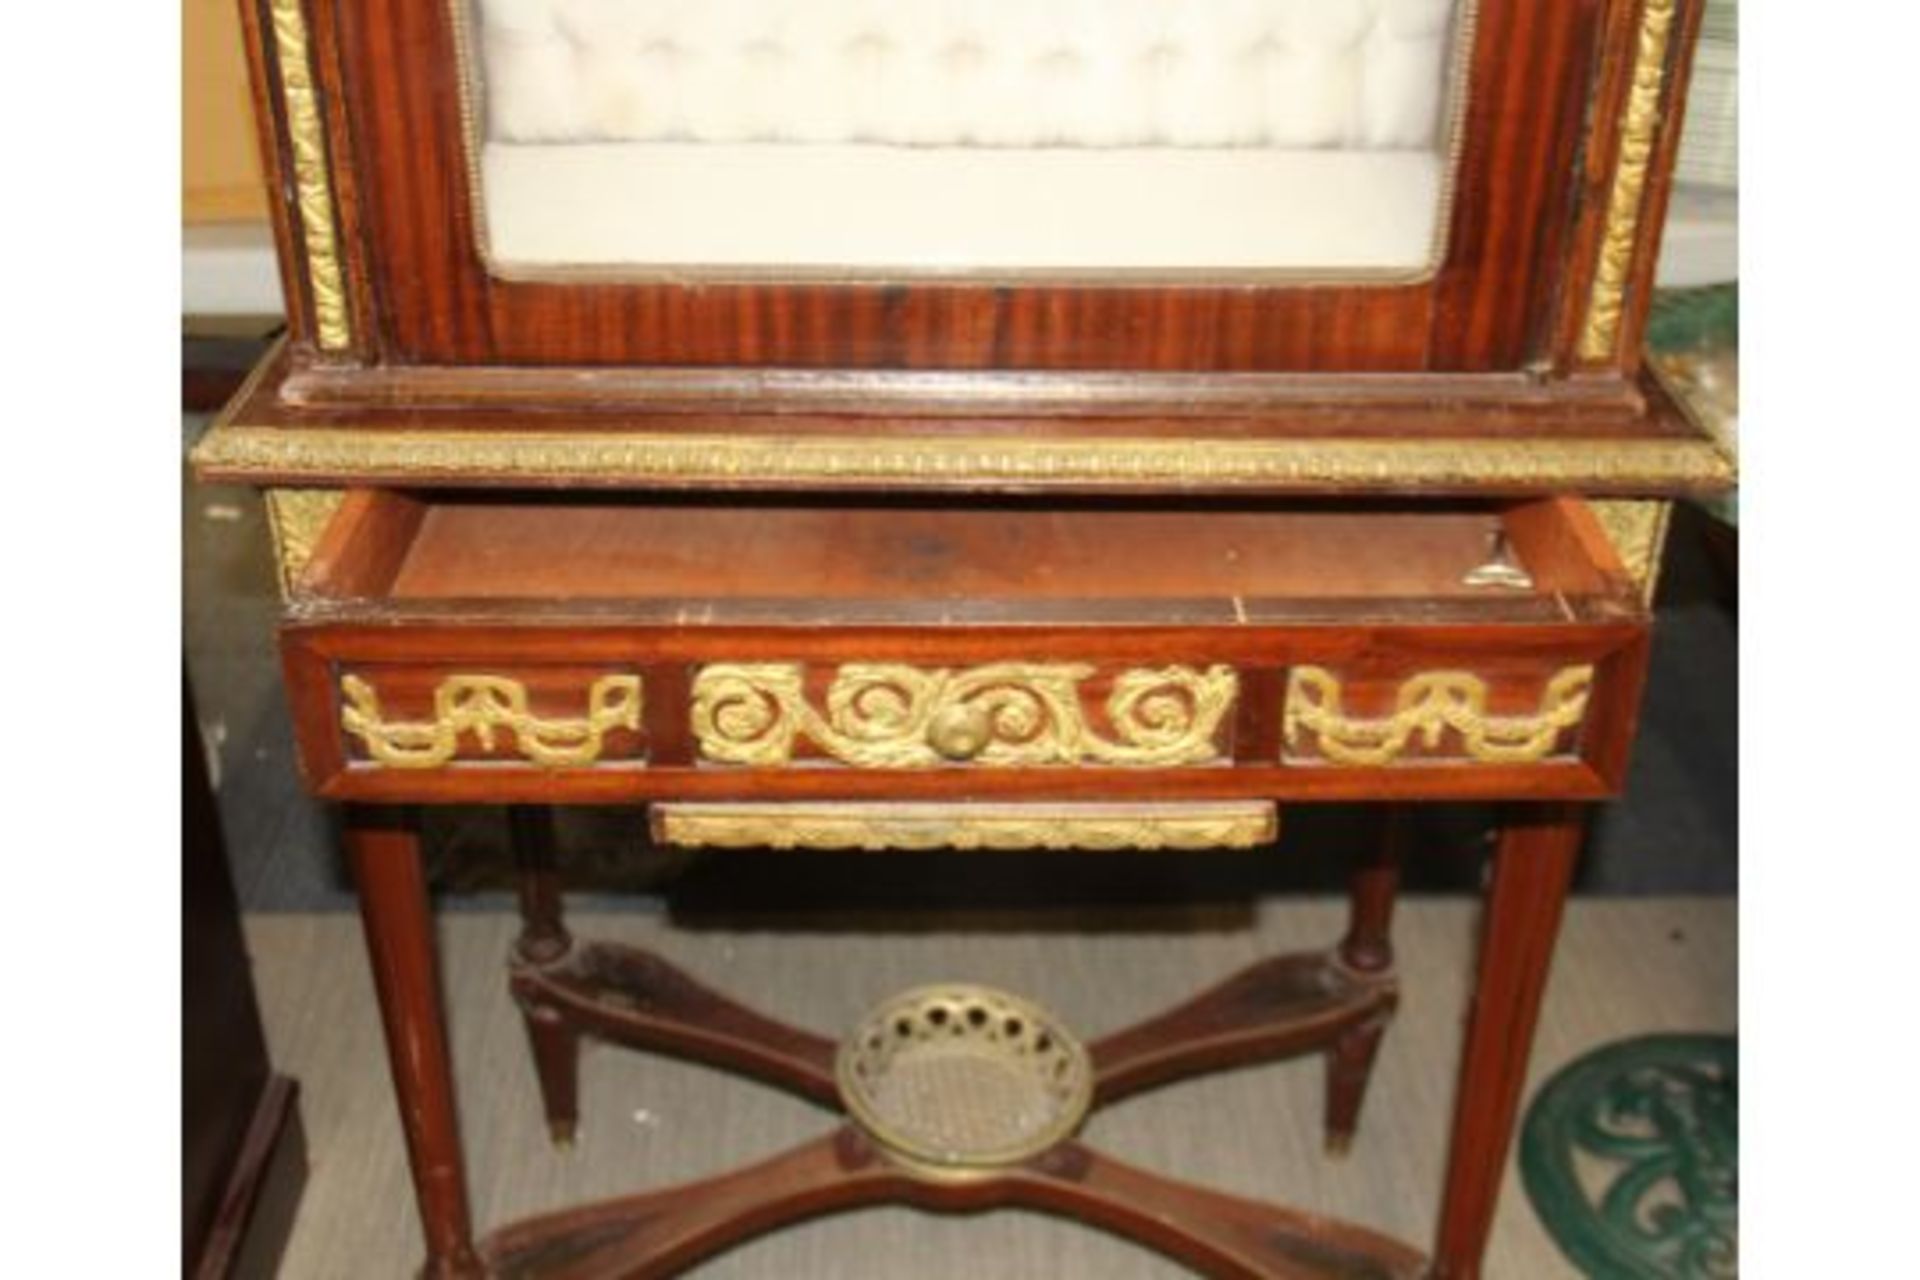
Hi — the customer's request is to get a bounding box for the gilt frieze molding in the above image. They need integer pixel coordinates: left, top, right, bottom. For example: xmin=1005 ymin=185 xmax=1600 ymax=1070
xmin=654 ymin=802 xmax=1279 ymax=852
xmin=690 ymin=663 xmax=1238 ymax=769
xmin=340 ymin=673 xmax=642 ymax=768
xmin=1283 ymin=665 xmax=1594 ymax=766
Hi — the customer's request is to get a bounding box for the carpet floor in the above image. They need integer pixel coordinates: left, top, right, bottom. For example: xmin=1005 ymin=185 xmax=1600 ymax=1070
xmin=249 ymin=896 xmax=1735 ymax=1278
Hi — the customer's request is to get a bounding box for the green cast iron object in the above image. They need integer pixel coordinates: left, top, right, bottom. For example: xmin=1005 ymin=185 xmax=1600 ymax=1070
xmin=1647 ymin=285 xmax=1737 ymax=354
xmin=1520 ymin=1033 xmax=1737 ymax=1278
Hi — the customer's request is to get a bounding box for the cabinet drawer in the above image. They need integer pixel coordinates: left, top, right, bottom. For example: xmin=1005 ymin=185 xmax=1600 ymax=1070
xmin=334 ymin=665 xmax=645 ymax=769
xmin=687 ymin=661 xmax=1239 ymax=769
xmin=280 ymin=492 xmax=1647 ymax=803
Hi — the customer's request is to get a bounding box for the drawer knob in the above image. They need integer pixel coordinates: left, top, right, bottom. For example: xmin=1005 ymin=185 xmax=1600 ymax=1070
xmin=927 ymin=704 xmax=992 ymax=761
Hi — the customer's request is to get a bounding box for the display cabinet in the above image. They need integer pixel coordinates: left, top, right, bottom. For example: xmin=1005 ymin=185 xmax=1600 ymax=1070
xmin=193 ymin=1 xmax=1729 ymax=1276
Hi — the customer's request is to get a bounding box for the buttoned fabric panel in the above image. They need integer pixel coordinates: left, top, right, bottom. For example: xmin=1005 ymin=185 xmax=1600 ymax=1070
xmin=474 ymin=0 xmax=1463 ymax=150
xmin=478 ymin=143 xmax=1445 ymax=271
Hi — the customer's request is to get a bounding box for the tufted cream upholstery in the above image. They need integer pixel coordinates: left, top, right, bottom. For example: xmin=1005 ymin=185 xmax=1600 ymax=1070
xmin=475 ymin=0 xmax=1461 ymax=150
xmin=463 ymin=0 xmax=1468 ymax=274
xmin=481 ymin=144 xmax=1445 ymax=272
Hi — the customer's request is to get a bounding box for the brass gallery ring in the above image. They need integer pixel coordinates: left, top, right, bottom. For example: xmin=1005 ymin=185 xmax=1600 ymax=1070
xmin=835 ymin=984 xmax=1094 ymax=1177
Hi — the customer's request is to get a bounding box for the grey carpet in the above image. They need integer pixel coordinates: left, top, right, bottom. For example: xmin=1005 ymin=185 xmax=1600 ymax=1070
xmin=249 ymin=898 xmax=1736 ymax=1278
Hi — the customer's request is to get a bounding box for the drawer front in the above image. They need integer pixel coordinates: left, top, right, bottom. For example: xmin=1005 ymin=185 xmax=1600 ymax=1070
xmin=277 ymin=489 xmax=1650 ymax=804
xmin=281 ymin=627 xmax=1646 ymax=803
xmin=689 ymin=662 xmax=1238 ymax=770
xmin=324 ymin=662 xmax=647 ymax=771
xmin=1280 ymin=661 xmax=1595 ymax=767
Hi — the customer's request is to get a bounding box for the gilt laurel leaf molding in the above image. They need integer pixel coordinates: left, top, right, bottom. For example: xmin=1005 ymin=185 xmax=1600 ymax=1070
xmin=267 ymin=0 xmax=352 ymax=350
xmin=1578 ymin=0 xmax=1679 ymax=361
xmin=1283 ymin=665 xmax=1594 ymax=766
xmin=690 ymin=663 xmax=1238 ymax=769
xmin=193 ymin=424 xmax=1734 ymax=491
xmin=340 ymin=673 xmax=641 ymax=768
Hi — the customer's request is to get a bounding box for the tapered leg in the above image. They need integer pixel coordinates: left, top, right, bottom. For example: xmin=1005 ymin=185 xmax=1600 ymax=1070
xmin=345 ymin=807 xmax=485 ymax=1279
xmin=1430 ymin=804 xmax=1584 ymax=1280
xmin=509 ymin=806 xmax=570 ymax=966
xmin=507 ymin=806 xmax=582 ymax=1147
xmin=1323 ymin=1019 xmax=1388 ymax=1158
xmin=1339 ymin=807 xmax=1405 ymax=975
xmin=1325 ymin=807 xmax=1406 ymax=1153
xmin=519 ymin=1004 xmax=583 ymax=1150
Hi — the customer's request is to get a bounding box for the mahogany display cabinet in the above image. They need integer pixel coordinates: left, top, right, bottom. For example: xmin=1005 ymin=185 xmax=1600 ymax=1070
xmin=192 ymin=1 xmax=1732 ymax=1276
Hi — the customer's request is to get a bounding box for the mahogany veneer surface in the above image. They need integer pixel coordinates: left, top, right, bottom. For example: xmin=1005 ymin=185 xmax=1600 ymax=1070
xmin=381 ymin=503 xmax=1523 ymax=606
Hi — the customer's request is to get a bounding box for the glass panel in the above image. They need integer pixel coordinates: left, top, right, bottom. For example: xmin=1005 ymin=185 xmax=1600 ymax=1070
xmin=459 ymin=0 xmax=1472 ymax=279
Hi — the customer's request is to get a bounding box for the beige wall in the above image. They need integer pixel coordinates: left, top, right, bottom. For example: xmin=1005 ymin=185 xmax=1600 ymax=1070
xmin=184 ymin=0 xmax=267 ymax=223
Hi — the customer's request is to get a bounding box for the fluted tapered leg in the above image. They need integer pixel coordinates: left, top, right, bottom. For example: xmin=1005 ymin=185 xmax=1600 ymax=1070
xmin=346 ymin=808 xmax=485 ymax=1279
xmin=1431 ymin=804 xmax=1583 ymax=1280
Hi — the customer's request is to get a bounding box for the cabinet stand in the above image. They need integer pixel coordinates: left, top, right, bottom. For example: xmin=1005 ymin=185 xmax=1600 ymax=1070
xmin=347 ymin=802 xmax=1577 ymax=1278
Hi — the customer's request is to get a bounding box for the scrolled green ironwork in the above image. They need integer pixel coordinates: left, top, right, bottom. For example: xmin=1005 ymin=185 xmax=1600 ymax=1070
xmin=1521 ymin=1033 xmax=1737 ymax=1278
